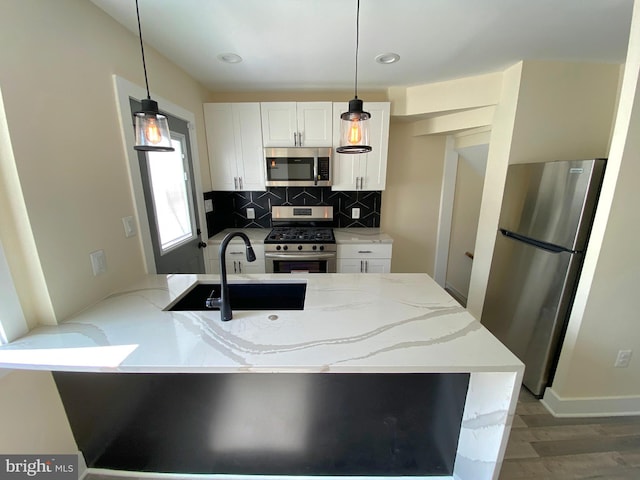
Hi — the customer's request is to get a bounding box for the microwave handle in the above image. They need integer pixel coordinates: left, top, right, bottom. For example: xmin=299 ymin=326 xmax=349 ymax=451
xmin=313 ymin=154 xmax=319 ymax=185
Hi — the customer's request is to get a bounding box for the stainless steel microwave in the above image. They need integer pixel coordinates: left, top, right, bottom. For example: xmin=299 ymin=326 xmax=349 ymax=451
xmin=264 ymin=147 xmax=332 ymax=187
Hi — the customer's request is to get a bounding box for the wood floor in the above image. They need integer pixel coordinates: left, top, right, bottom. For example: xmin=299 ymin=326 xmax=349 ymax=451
xmin=500 ymin=388 xmax=640 ymax=479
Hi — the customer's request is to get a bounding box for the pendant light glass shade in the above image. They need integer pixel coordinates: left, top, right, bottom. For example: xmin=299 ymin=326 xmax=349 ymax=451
xmin=134 ymin=99 xmax=174 ymax=151
xmin=337 ymin=98 xmax=371 ymax=154
xmin=133 ymin=0 xmax=174 ymax=152
xmin=337 ymin=0 xmax=372 ymax=155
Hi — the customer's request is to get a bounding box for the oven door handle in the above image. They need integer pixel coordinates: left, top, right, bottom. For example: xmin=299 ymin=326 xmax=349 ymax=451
xmin=265 ymin=252 xmax=336 ymax=261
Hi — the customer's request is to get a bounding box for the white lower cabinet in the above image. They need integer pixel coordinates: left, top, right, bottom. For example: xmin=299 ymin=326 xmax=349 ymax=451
xmin=337 ymin=244 xmax=392 ymax=273
xmin=208 ymin=242 xmax=265 ymax=274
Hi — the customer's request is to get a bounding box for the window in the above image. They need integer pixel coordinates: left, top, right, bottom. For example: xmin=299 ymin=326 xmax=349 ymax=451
xmin=146 ymin=135 xmax=197 ymax=254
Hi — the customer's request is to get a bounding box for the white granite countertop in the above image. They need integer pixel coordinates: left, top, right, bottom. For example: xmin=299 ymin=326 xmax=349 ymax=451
xmin=209 ymin=228 xmax=393 ymax=245
xmin=0 ymin=273 xmax=521 ymax=374
xmin=333 ymin=228 xmax=393 ymax=244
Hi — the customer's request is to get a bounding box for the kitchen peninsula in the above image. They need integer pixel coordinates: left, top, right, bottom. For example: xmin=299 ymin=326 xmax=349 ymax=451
xmin=0 ymin=273 xmax=523 ymax=480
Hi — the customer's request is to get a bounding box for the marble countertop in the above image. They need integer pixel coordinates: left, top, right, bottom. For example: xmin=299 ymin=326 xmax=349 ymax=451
xmin=209 ymin=228 xmax=393 ymax=244
xmin=0 ymin=273 xmax=522 ymax=375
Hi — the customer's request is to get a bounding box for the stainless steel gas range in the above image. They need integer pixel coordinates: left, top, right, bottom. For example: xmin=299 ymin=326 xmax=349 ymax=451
xmin=264 ymin=206 xmax=336 ymax=273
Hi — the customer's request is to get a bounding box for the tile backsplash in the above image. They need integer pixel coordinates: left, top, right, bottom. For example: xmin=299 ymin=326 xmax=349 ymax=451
xmin=205 ymin=187 xmax=382 ymax=237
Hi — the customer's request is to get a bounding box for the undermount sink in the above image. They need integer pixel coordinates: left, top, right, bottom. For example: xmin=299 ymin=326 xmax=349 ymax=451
xmin=167 ymin=282 xmax=307 ymax=311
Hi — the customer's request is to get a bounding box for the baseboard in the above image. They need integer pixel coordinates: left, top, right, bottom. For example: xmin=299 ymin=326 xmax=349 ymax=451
xmin=542 ymin=387 xmax=640 ymax=417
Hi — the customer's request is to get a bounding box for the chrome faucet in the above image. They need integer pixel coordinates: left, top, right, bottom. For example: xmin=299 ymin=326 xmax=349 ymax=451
xmin=205 ymin=232 xmax=256 ymax=321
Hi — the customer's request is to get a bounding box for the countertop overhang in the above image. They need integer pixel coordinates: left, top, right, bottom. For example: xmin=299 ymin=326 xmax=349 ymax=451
xmin=0 ymin=273 xmax=522 ymax=374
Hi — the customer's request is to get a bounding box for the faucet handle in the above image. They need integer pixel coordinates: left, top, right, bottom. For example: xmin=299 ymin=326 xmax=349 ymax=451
xmin=205 ymin=289 xmax=222 ymax=309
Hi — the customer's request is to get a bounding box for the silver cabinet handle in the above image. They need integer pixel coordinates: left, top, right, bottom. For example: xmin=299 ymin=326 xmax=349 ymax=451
xmin=293 ymin=132 xmax=298 ymax=146
xmin=229 ymin=251 xmax=243 ymax=255
xmin=365 ymin=260 xmax=369 ymax=273
xmin=238 ymin=261 xmax=242 ymax=273
xmin=298 ymin=131 xmax=303 ymax=146
xmin=360 ymin=260 xmax=364 ymax=273
xmin=234 ymin=177 xmax=238 ymax=190
xmin=233 ymin=261 xmax=237 ymax=273
xmin=358 ymin=250 xmax=373 ymax=254
xmin=239 ymin=177 xmax=243 ymax=190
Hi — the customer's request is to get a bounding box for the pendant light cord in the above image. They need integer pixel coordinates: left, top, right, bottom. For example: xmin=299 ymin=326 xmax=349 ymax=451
xmin=135 ymin=0 xmax=151 ymax=100
xmin=354 ymin=0 xmax=361 ymax=99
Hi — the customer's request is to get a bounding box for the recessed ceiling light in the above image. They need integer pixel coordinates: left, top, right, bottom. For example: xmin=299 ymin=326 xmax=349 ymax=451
xmin=217 ymin=53 xmax=243 ymax=64
xmin=375 ymin=53 xmax=400 ymax=65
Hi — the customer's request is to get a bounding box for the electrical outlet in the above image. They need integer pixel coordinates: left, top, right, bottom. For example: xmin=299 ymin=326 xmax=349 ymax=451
xmin=89 ymin=250 xmax=107 ymax=276
xmin=204 ymin=199 xmax=213 ymax=213
xmin=615 ymin=349 xmax=632 ymax=368
xmin=352 ymin=207 xmax=360 ymax=219
xmin=247 ymin=208 xmax=256 ymax=219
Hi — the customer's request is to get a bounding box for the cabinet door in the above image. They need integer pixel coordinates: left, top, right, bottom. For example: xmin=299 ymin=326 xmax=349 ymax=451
xmin=363 ymin=259 xmax=391 ymax=274
xmin=204 ymin=103 xmax=239 ymax=191
xmin=233 ymin=103 xmax=266 ymax=191
xmin=261 ymin=102 xmax=297 ymax=147
xmin=337 ymin=258 xmax=363 ymax=273
xmin=297 ymin=102 xmax=333 ymax=147
xmin=360 ymin=102 xmax=390 ymax=191
xmin=331 ymin=102 xmax=390 ymax=191
xmin=331 ymin=102 xmax=360 ymax=190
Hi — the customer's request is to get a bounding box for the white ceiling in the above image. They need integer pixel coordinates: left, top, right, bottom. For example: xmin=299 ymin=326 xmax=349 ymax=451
xmin=89 ymin=0 xmax=634 ymax=92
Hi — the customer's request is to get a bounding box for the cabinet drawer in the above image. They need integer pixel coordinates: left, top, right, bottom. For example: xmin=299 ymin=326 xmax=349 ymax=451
xmin=337 ymin=244 xmax=392 ymax=259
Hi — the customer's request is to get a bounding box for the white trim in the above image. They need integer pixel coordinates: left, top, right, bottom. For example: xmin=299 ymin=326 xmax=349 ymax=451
xmin=77 ymin=451 xmax=88 ymax=480
xmin=542 ymin=387 xmax=640 ymax=417
xmin=0 ymin=237 xmax=29 ymax=344
xmin=434 ymin=136 xmax=458 ymax=287
xmin=112 ymin=75 xmax=208 ymax=274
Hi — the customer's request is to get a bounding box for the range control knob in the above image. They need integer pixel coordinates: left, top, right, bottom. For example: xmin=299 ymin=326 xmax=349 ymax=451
xmin=298 ymin=245 xmax=303 ymax=251
xmin=276 ymin=245 xmax=281 ymax=251
xmin=319 ymin=245 xmax=325 ymax=251
xmin=283 ymin=245 xmax=288 ymax=251
xmin=312 ymin=245 xmax=317 ymax=250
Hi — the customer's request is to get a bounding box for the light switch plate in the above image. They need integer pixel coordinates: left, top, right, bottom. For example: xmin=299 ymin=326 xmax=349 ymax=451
xmin=122 ymin=216 xmax=137 ymax=238
xmin=352 ymin=208 xmax=360 ymax=219
xmin=247 ymin=208 xmax=256 ymax=219
xmin=204 ymin=199 xmax=213 ymax=213
xmin=90 ymin=250 xmax=107 ymax=276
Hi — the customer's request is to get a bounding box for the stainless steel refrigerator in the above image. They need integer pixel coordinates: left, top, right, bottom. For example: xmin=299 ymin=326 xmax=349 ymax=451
xmin=481 ymin=159 xmax=606 ymax=396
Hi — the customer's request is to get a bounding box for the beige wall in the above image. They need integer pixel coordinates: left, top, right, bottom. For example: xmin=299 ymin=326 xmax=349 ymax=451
xmin=207 ymin=91 xmax=388 ymax=103
xmin=0 ymin=370 xmax=77 ymax=454
xmin=467 ymin=61 xmax=621 ymax=318
xmin=549 ymin=1 xmax=640 ymax=402
xmin=380 ymin=123 xmax=446 ymax=274
xmin=0 ymin=0 xmax=212 ymax=323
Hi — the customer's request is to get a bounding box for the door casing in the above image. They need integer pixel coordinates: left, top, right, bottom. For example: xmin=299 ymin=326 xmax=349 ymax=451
xmin=112 ymin=75 xmax=208 ymax=274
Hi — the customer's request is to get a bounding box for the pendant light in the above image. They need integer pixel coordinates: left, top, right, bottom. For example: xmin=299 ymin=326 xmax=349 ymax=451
xmin=133 ymin=0 xmax=174 ymax=152
xmin=336 ymin=0 xmax=372 ymax=154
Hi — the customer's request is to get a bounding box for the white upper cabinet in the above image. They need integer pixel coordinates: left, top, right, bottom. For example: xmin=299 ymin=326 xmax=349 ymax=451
xmin=331 ymin=102 xmax=390 ymax=191
xmin=261 ymin=102 xmax=333 ymax=147
xmin=204 ymin=103 xmax=265 ymax=191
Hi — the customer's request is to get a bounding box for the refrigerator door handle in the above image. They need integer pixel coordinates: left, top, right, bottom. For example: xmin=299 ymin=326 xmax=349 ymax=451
xmin=500 ymin=229 xmax=570 ymax=254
